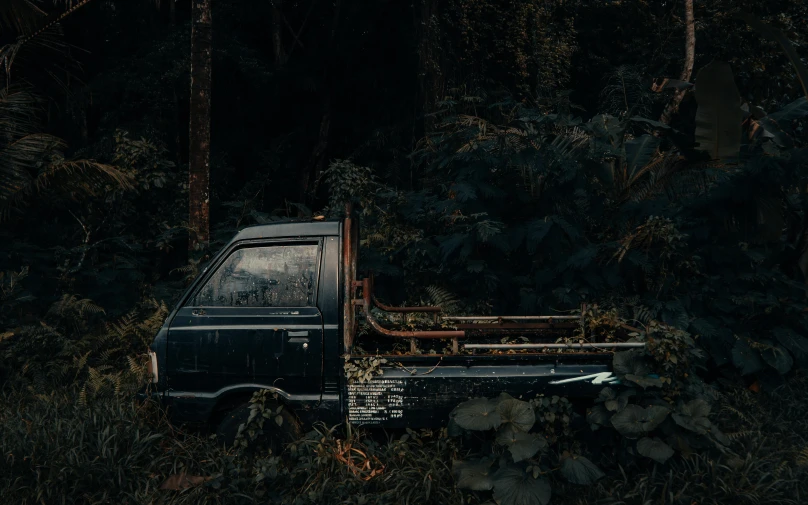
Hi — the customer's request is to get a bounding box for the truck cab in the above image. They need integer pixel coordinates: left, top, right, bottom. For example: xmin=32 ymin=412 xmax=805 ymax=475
xmin=148 ymin=220 xmax=345 ymax=428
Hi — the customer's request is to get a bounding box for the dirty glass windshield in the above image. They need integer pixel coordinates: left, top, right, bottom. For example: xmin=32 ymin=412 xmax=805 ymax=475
xmin=192 ymin=244 xmax=319 ymax=307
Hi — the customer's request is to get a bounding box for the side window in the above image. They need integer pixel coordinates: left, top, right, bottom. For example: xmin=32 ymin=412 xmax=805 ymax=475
xmin=192 ymin=244 xmax=319 ymax=307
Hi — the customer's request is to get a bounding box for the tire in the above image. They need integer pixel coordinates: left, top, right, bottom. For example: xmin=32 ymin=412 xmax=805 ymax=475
xmin=215 ymin=401 xmax=302 ymax=451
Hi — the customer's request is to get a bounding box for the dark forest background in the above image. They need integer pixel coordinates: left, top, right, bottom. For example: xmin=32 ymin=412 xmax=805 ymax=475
xmin=1 ymin=1 xmax=808 ymax=504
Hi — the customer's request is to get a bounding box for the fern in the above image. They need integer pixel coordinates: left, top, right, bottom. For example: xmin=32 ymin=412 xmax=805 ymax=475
xmin=47 ymin=294 xmax=105 ymax=320
xmin=796 ymin=447 xmax=808 ymax=466
xmin=425 ymin=285 xmax=460 ymax=313
xmin=600 ymin=65 xmax=655 ymax=117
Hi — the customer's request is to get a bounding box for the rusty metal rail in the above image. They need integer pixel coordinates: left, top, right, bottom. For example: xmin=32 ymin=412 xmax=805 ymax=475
xmin=444 ymin=315 xmax=580 ymax=321
xmin=371 ymin=294 xmax=441 ymax=313
xmin=464 ymin=342 xmax=646 ymax=350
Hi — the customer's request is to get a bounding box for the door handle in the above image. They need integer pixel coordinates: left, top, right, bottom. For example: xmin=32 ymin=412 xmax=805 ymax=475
xmin=288 ymin=337 xmax=309 ymax=344
xmin=191 ymin=309 xmax=206 ymax=316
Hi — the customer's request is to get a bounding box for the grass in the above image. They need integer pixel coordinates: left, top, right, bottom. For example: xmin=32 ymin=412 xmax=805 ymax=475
xmin=2 ymin=373 xmax=807 ymax=504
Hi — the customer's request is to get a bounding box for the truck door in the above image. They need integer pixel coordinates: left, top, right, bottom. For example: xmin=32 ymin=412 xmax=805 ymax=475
xmin=166 ymin=240 xmax=324 ymax=397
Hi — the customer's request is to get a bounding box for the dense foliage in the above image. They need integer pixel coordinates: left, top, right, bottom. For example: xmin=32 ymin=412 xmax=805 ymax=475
xmin=1 ymin=0 xmax=808 ymax=504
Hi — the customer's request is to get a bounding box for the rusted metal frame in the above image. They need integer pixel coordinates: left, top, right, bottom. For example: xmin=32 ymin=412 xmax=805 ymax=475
xmin=455 ymin=323 xmax=579 ymax=330
xmin=371 ymin=294 xmax=441 ymax=313
xmin=342 ymin=203 xmax=356 ymax=353
xmin=580 ymin=302 xmax=588 ymax=337
xmin=357 ymin=275 xmax=461 ymax=354
xmin=353 ymin=278 xmax=466 ymax=354
xmin=359 ymin=278 xmax=465 ymax=339
xmin=366 ymin=273 xmax=441 ymax=325
xmin=463 ymin=342 xmax=646 ymax=349
xmin=443 ymin=315 xmax=581 ymax=321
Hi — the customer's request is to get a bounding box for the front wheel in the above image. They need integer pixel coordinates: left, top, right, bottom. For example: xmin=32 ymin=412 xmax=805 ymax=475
xmin=215 ymin=401 xmax=301 ymax=452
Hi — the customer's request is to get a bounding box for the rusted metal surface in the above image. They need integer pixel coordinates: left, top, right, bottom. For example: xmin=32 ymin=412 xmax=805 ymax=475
xmin=358 ymin=278 xmax=465 ymax=339
xmin=455 ymin=323 xmax=579 ymax=330
xmin=364 ymin=311 xmax=465 ymax=338
xmin=350 ymin=248 xmax=641 ymax=354
xmin=372 ymin=294 xmax=442 ymax=313
xmin=342 ymin=203 xmax=354 ymax=352
xmin=463 ymin=342 xmax=646 ymax=350
xmin=443 ymin=315 xmax=580 ymax=321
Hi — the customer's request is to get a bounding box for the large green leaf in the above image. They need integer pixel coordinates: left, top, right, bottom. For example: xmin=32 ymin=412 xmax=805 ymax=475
xmin=624 ymin=374 xmax=665 ymax=389
xmin=560 ymin=453 xmax=605 ymax=485
xmin=773 ymin=327 xmax=808 ymax=363
xmin=452 ymin=458 xmax=494 ymax=491
xmin=768 ymin=97 xmax=808 ymax=122
xmin=739 ymin=13 xmax=808 ymax=99
xmin=610 ymin=405 xmax=670 ymax=438
xmin=496 ymin=399 xmax=536 ymax=433
xmin=496 ymin=430 xmax=548 ymax=462
xmin=731 ymin=339 xmax=764 ymax=376
xmin=637 ymin=437 xmax=675 ymax=464
xmin=613 ymin=349 xmax=652 ymax=376
xmin=447 ymin=418 xmax=464 ymax=437
xmin=671 ymin=399 xmax=712 ymax=435
xmin=491 ymin=466 xmax=552 ymax=505
xmin=693 ymin=61 xmax=743 ymax=160
xmin=597 ymin=387 xmax=629 ymax=412
xmin=586 ymin=404 xmax=612 ymax=430
xmin=526 ymin=219 xmax=553 ymax=254
xmin=761 ymin=343 xmax=794 ymax=375
xmin=630 ymin=116 xmax=672 ymax=130
xmin=678 ymin=398 xmax=710 ymax=418
xmin=624 ymin=134 xmax=660 ymax=176
xmin=451 ymin=398 xmax=502 ymax=431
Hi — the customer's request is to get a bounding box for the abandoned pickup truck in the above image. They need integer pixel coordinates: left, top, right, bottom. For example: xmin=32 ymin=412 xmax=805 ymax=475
xmin=146 ymin=211 xmax=644 ymax=441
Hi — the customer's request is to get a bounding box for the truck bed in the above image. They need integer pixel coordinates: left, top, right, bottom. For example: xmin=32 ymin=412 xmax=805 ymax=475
xmin=344 ymin=353 xmax=615 ymax=428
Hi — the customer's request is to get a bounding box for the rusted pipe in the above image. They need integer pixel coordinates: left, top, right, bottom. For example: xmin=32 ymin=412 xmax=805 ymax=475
xmin=359 ymin=277 xmax=465 ymax=339
xmin=443 ymin=315 xmax=580 ymax=321
xmin=364 ymin=311 xmax=465 ymax=338
xmin=343 ymin=204 xmax=354 ymax=352
xmin=455 ymin=323 xmax=578 ymax=330
xmin=372 ymin=294 xmax=442 ymax=313
xmin=463 ymin=342 xmax=646 ymax=349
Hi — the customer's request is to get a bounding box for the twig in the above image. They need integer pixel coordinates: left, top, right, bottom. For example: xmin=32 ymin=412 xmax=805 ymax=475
xmin=283 ymin=0 xmax=317 ymax=62
xmin=66 ymin=210 xmax=91 ymax=274
xmin=421 ymin=356 xmax=443 ymax=375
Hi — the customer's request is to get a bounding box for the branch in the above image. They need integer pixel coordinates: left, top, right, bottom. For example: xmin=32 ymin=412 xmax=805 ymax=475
xmin=66 ymin=210 xmax=91 ymax=274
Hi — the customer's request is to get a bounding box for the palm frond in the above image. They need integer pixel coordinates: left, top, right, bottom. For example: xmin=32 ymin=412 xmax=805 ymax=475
xmin=0 ymin=0 xmax=45 ymax=38
xmin=0 ymin=155 xmax=134 ymax=219
xmin=0 ymin=86 xmax=41 ymax=140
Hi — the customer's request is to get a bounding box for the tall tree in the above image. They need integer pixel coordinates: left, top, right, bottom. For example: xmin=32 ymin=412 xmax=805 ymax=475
xmin=659 ymin=0 xmax=695 ymax=125
xmin=189 ymin=0 xmax=212 ymax=250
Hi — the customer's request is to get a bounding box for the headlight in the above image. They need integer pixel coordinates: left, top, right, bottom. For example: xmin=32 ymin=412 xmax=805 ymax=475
xmin=147 ymin=350 xmax=159 ymax=384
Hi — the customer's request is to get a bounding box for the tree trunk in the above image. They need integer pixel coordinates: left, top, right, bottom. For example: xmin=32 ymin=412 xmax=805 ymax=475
xmin=659 ymin=0 xmax=695 ymax=125
xmin=417 ymin=0 xmax=439 ymax=134
xmin=271 ymin=0 xmax=284 ymax=66
xmin=298 ymin=0 xmax=340 ymax=206
xmin=300 ymin=102 xmax=331 ymax=204
xmin=189 ymin=0 xmax=212 ymax=250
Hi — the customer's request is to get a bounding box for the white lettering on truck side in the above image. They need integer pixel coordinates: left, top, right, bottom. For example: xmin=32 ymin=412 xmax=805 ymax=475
xmin=548 ymin=372 xmax=617 ymax=385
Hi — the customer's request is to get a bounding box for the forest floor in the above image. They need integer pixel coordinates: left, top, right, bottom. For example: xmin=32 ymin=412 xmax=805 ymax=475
xmin=1 ymin=364 xmax=807 ymax=505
